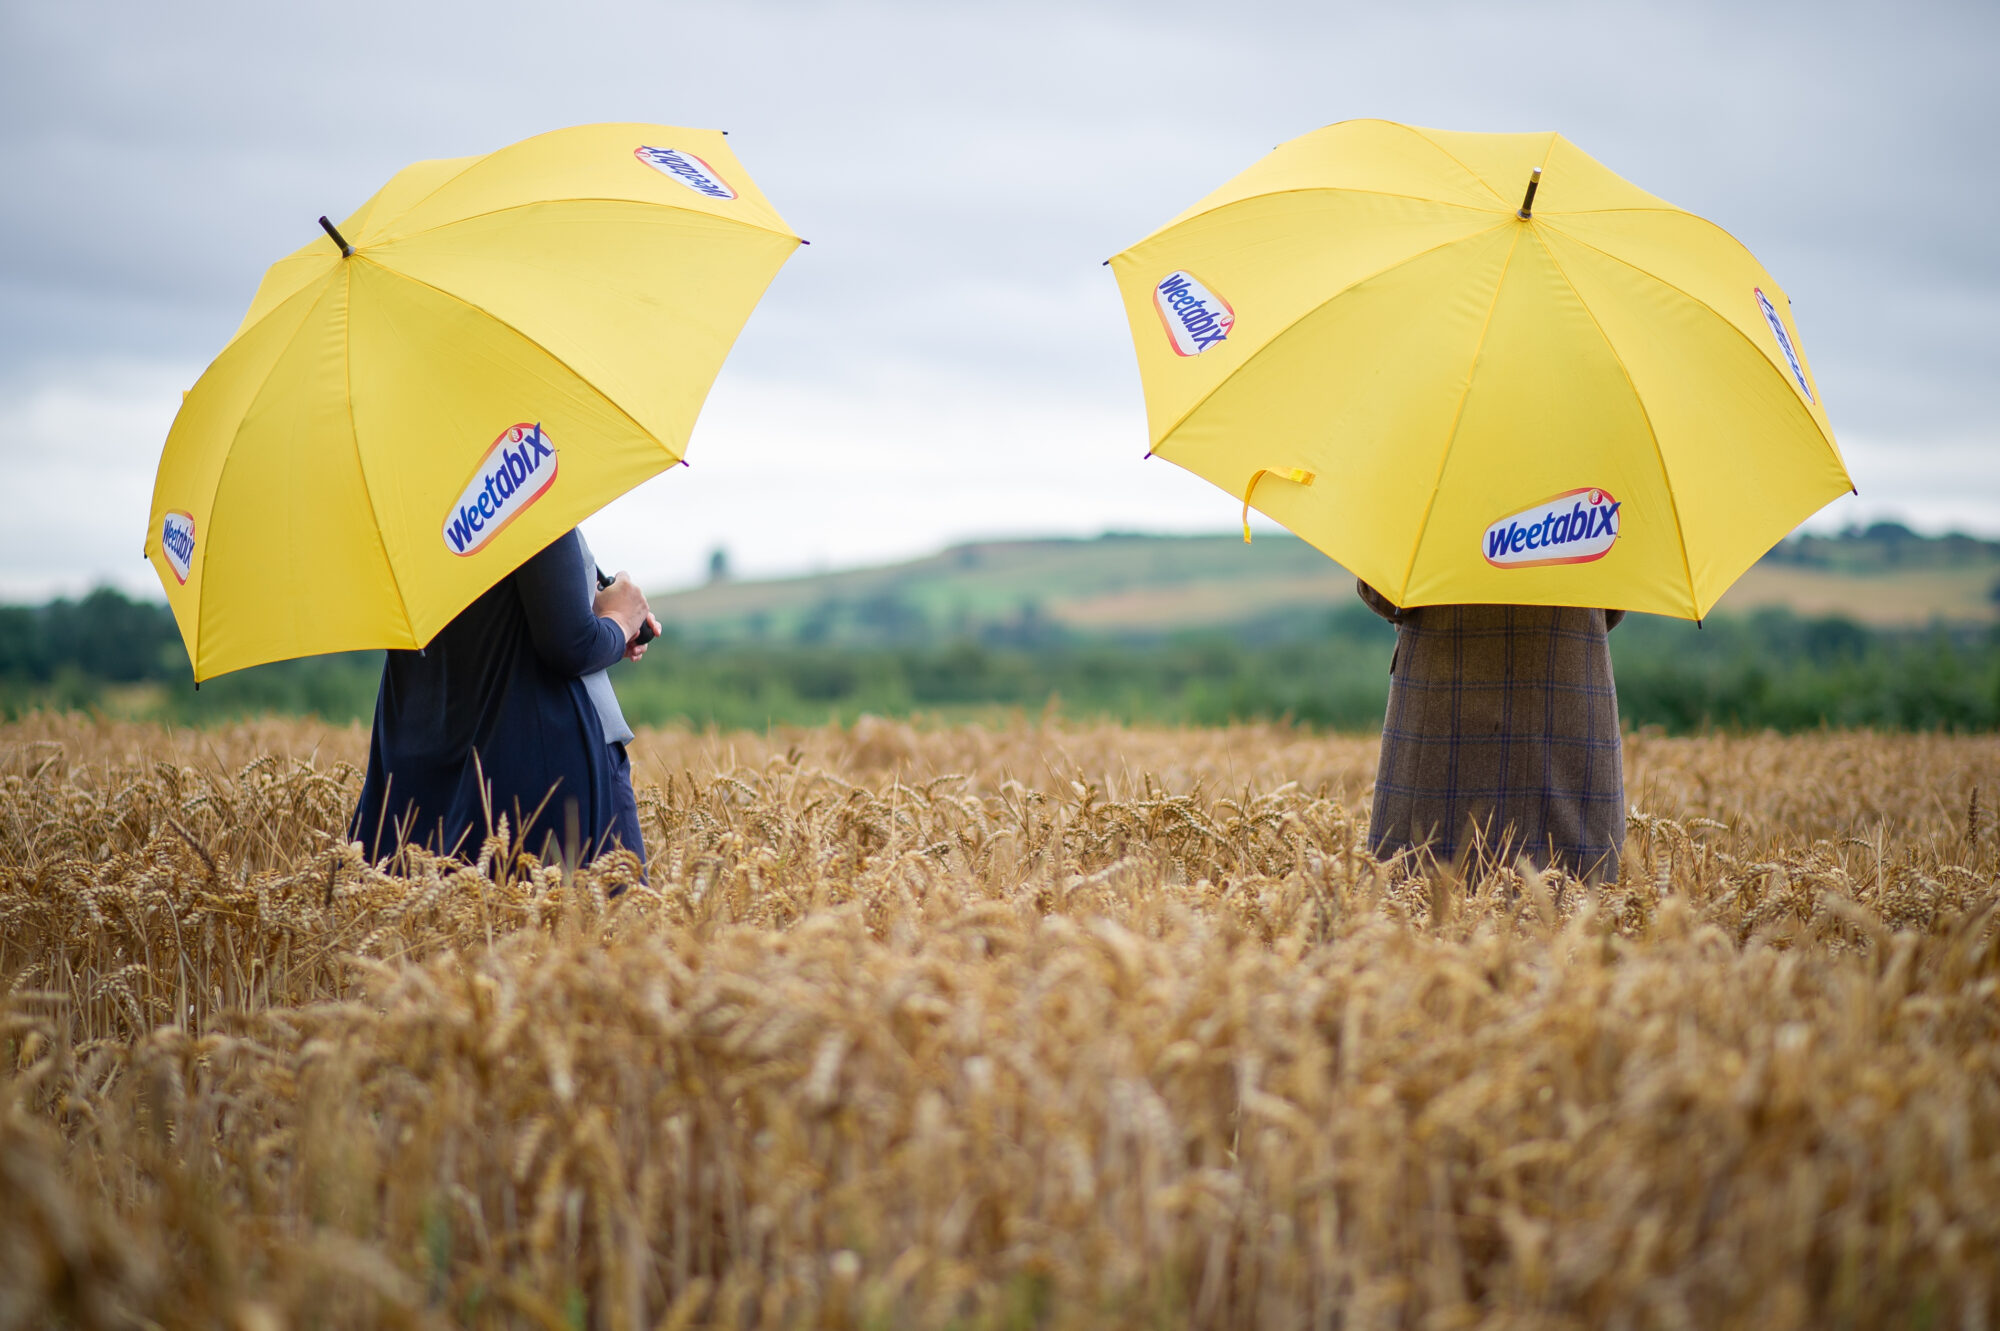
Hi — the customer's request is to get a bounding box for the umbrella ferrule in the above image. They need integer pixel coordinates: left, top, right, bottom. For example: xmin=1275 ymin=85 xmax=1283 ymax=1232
xmin=1517 ymin=167 xmax=1543 ymax=220
xmin=318 ymin=216 xmax=354 ymax=257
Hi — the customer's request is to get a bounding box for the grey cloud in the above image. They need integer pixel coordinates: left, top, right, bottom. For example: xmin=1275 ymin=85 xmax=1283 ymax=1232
xmin=1 ymin=0 xmax=1994 ymax=471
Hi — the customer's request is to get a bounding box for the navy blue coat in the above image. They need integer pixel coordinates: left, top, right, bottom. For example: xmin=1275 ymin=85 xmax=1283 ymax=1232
xmin=350 ymin=530 xmax=629 ymax=865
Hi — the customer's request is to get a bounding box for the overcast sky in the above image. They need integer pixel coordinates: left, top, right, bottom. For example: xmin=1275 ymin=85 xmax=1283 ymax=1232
xmin=3 ymin=0 xmax=1994 ymax=601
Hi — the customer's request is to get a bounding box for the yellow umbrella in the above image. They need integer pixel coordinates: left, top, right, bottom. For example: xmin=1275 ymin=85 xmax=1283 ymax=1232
xmin=146 ymin=123 xmax=799 ymax=679
xmin=1109 ymin=120 xmax=1852 ymax=620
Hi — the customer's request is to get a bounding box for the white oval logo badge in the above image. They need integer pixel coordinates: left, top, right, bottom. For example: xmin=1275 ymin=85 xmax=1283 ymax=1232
xmin=634 ymin=145 xmax=737 ymax=200
xmin=1484 ymin=488 xmax=1620 ymax=568
xmin=1153 ymin=270 xmax=1234 ymax=356
xmin=443 ymin=423 xmax=559 ymax=557
xmin=160 ymin=510 xmax=196 ymax=584
xmin=1754 ymin=287 xmax=1814 ymax=404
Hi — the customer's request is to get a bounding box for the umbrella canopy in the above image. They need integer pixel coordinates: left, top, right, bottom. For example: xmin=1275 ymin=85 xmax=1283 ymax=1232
xmin=146 ymin=123 xmax=799 ymax=679
xmin=1109 ymin=120 xmax=1851 ymax=620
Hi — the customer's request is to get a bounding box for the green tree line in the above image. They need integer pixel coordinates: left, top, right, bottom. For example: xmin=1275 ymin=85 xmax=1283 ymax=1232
xmin=3 ymin=587 xmax=1997 ymax=732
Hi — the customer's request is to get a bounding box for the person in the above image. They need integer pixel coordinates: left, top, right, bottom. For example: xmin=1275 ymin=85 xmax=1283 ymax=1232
xmin=1357 ymin=580 xmax=1626 ymax=881
xmin=350 ymin=528 xmax=660 ymax=873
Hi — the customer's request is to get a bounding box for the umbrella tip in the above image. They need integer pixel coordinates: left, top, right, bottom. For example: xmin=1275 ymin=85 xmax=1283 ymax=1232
xmin=1517 ymin=166 xmax=1543 ymax=220
xmin=318 ymin=216 xmax=354 ymax=257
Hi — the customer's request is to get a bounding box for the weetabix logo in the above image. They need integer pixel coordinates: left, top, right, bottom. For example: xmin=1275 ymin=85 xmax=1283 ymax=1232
xmin=1754 ymin=287 xmax=1815 ymax=404
xmin=1153 ymin=271 xmax=1234 ymax=356
xmin=160 ymin=511 xmax=196 ymax=584
xmin=442 ymin=423 xmax=559 ymax=556
xmin=634 ymin=145 xmax=737 ymax=199
xmin=1483 ymin=488 xmax=1620 ymax=568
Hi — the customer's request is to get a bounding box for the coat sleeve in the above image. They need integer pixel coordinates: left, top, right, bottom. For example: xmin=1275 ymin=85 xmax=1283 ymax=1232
xmin=512 ymin=530 xmax=628 ymax=678
xmin=1356 ymin=579 xmax=1405 ymax=624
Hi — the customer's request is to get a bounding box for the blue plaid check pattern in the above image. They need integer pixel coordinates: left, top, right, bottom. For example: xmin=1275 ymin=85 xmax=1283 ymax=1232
xmin=1359 ymin=582 xmax=1626 ymax=880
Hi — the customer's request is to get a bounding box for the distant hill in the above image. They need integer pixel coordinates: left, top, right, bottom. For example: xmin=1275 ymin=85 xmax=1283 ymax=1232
xmin=5 ymin=522 xmax=1997 ymax=731
xmin=652 ymin=522 xmax=2000 ymax=645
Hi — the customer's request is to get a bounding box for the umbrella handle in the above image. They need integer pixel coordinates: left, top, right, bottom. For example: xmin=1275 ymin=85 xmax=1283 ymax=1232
xmin=595 ymin=567 xmax=658 ymax=645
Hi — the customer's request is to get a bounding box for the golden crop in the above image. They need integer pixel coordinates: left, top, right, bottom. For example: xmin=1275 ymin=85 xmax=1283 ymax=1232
xmin=3 ymin=713 xmax=1997 ymax=1329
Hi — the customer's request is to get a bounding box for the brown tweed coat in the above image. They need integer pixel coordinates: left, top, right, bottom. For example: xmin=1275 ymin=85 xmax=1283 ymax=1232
xmin=1359 ymin=581 xmax=1626 ymax=880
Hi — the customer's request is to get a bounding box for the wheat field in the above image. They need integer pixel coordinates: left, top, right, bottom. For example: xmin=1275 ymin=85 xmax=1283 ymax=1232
xmin=2 ymin=712 xmax=1997 ymax=1330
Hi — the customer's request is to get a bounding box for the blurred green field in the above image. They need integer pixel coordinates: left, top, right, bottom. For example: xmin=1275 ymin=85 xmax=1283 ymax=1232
xmin=4 ymin=524 xmax=1997 ymax=732
xmin=656 ymin=523 xmax=2000 ymax=644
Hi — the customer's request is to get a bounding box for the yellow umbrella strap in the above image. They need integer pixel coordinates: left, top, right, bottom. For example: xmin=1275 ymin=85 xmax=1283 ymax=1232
xmin=1241 ymin=468 xmax=1317 ymax=543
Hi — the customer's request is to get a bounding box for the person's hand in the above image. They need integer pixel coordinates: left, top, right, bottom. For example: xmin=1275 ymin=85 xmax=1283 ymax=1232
xmin=625 ymin=613 xmax=661 ymax=662
xmin=593 ymin=571 xmax=650 ymax=644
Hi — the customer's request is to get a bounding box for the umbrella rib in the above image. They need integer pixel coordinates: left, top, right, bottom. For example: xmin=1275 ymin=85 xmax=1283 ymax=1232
xmin=339 ymin=262 xmax=418 ymax=649
xmin=1149 ymin=221 xmax=1513 ymax=449
xmin=1540 ymin=206 xmax=1783 ymax=288
xmin=354 ymin=257 xmax=675 ymax=462
xmin=1396 ymin=227 xmax=1523 ymax=601
xmin=359 ymin=126 xmax=769 ymax=241
xmin=1536 ymin=223 xmax=1838 ymax=455
xmin=152 ymin=270 xmax=329 ymax=567
xmin=191 ymin=274 xmax=351 ymax=680
xmin=1127 ymin=187 xmax=1497 ymax=250
xmin=220 ymin=253 xmax=338 ymax=354
xmin=374 ymin=196 xmax=801 ymax=248
xmin=357 ymin=153 xmax=494 ymax=241
xmin=203 ymin=268 xmax=342 ymax=390
xmin=1397 ymin=123 xmax=1518 ymax=208
xmin=1532 ymin=232 xmax=1700 ymax=618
